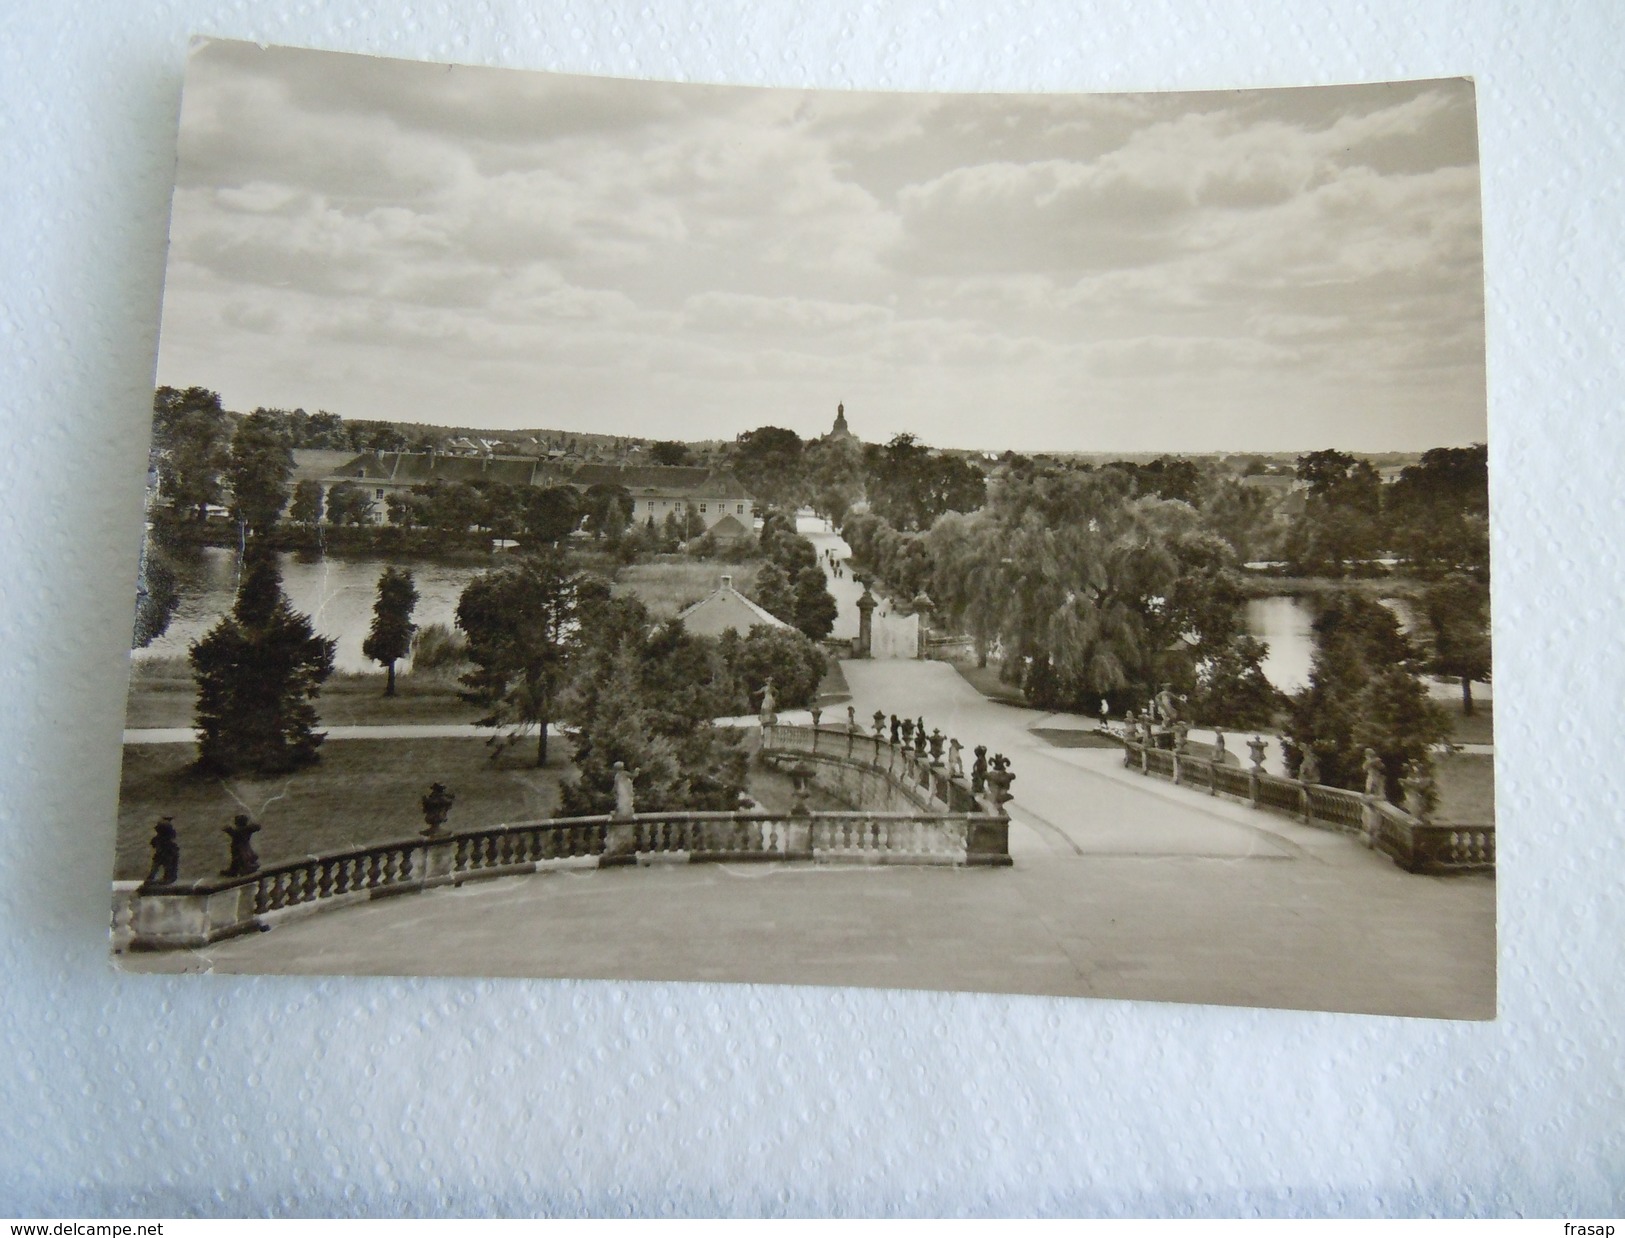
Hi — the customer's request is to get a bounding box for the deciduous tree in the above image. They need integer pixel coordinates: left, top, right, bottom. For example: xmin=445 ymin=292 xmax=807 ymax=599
xmin=227 ymin=410 xmax=295 ymax=535
xmin=1420 ymin=573 xmax=1492 ymax=715
xmin=288 ymin=480 xmax=324 ymax=526
xmin=731 ymin=426 xmax=806 ymax=511
xmin=456 ymin=547 xmax=582 ymax=766
xmin=792 ymin=564 xmax=837 ymax=641
xmin=649 ymin=440 xmax=693 ymax=466
xmin=325 ymin=482 xmax=376 ymax=526
xmin=152 ymin=386 xmax=231 ymax=523
xmin=751 ymin=560 xmax=795 ymax=622
xmin=362 ymin=567 xmax=418 ymax=696
xmin=522 ymin=486 xmax=581 ymax=544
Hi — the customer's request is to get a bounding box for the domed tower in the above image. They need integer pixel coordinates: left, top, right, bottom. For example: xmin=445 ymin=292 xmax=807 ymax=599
xmin=828 ymin=401 xmax=852 ymax=442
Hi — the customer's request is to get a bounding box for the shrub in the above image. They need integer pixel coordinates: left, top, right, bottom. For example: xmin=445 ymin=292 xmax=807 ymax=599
xmin=721 ymin=626 xmax=828 ymax=712
xmin=410 ymin=622 xmax=468 ymax=672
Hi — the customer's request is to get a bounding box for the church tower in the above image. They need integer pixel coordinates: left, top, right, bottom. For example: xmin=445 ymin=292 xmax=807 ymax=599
xmin=828 ymin=401 xmax=852 ymax=441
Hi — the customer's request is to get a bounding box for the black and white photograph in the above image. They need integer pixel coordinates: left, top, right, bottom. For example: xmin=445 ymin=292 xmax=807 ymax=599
xmin=113 ymin=40 xmax=1494 ymax=1019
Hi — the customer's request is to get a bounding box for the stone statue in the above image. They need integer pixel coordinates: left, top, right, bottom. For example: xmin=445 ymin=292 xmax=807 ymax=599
xmin=1298 ymin=745 xmax=1320 ymax=785
xmin=143 ymin=816 xmax=180 ymax=888
xmin=1212 ymin=729 xmax=1227 ymax=762
xmin=890 ymin=714 xmax=902 ymax=746
xmin=914 ymin=717 xmax=928 ymax=757
xmin=1124 ymin=709 xmax=1138 ymax=741
xmin=612 ymin=761 xmax=637 ymax=820
xmin=987 ymin=753 xmax=1016 ymax=806
xmin=1172 ymin=720 xmax=1191 ymax=753
xmin=222 ymin=814 xmax=261 ymax=877
xmin=972 ymin=745 xmax=989 ymax=793
xmin=1247 ymin=735 xmax=1268 ymax=773
xmin=948 ymin=738 xmax=965 ymax=779
xmin=846 ymin=705 xmax=857 ymax=732
xmin=421 ymin=781 xmax=456 ymax=836
xmin=758 ymin=679 xmax=777 ymax=728
xmin=1100 ymin=698 xmax=1110 ymax=727
xmin=1401 ymin=761 xmax=1435 ymax=820
xmin=873 ymin=710 xmax=886 ymax=739
xmin=1362 ymin=748 xmax=1386 ymax=798
xmin=1155 ymin=683 xmax=1180 ymax=724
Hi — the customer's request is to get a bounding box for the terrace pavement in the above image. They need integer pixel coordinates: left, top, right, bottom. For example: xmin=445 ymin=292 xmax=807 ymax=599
xmin=132 ymin=658 xmax=1497 ymax=1019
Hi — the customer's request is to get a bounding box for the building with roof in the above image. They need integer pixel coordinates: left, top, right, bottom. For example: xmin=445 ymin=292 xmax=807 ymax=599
xmin=321 ymin=451 xmax=757 ymax=531
xmin=674 ymin=575 xmax=791 ymax=638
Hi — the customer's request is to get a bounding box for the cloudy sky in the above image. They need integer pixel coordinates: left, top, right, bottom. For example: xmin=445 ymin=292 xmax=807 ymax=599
xmin=155 ymin=41 xmax=1485 ymax=453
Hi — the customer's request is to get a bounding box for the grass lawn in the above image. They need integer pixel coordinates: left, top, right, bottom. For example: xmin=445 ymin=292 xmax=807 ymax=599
xmin=949 ymin=661 xmax=1028 ymax=707
xmin=115 ymin=737 xmax=568 ymax=881
xmin=117 ymin=732 xmax=850 ymax=881
xmin=1438 ymin=694 xmax=1494 ymax=746
xmin=1030 ymin=728 xmax=1120 ymax=750
xmin=613 ymin=559 xmax=761 ymax=619
xmin=816 ymin=658 xmax=851 ymax=707
xmin=1430 ymin=752 xmax=1496 ymax=827
xmin=124 ymin=659 xmax=479 ymax=730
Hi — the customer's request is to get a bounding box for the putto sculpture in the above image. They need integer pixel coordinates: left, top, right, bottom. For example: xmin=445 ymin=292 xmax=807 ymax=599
xmin=222 ymin=814 xmax=261 ymax=877
xmin=142 ymin=816 xmax=180 ymax=888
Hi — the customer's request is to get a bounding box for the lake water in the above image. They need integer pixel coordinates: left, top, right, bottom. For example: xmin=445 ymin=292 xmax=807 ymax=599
xmin=137 ymin=547 xmax=484 ymax=673
xmin=137 ymin=547 xmax=1451 ymax=697
xmin=1244 ymin=596 xmax=1317 ymax=693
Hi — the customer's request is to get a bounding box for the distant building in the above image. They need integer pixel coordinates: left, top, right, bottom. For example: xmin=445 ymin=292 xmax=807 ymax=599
xmin=824 ymin=401 xmax=855 ymax=443
xmin=675 ymin=575 xmax=791 ymax=637
xmin=323 ymin=451 xmax=756 ymax=531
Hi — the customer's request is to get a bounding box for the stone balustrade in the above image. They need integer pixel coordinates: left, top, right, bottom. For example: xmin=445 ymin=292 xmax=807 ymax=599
xmin=1120 ymin=737 xmax=1494 ymax=874
xmin=757 ymin=723 xmax=995 ymax=817
xmin=114 ymin=723 xmax=1012 ymax=953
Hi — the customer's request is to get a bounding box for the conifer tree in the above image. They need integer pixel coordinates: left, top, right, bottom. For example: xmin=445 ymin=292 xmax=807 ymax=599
xmin=189 ymin=551 xmax=336 ymax=774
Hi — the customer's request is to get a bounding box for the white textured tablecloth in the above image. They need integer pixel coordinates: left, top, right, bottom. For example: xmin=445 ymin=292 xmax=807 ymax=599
xmin=2 ymin=0 xmax=1619 ymax=1216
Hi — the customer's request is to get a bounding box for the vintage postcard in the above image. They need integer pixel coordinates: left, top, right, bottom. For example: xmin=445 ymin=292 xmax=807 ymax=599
xmin=114 ymin=40 xmax=1493 ymax=1017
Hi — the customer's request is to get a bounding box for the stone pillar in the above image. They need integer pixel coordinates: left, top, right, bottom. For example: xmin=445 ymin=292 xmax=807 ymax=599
xmin=855 ymin=582 xmax=877 ymax=659
xmin=912 ymin=591 xmax=934 ymax=659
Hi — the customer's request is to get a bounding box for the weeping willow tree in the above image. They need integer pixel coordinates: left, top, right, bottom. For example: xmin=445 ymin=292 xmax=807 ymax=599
xmin=927 ymin=468 xmax=1248 ymax=714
